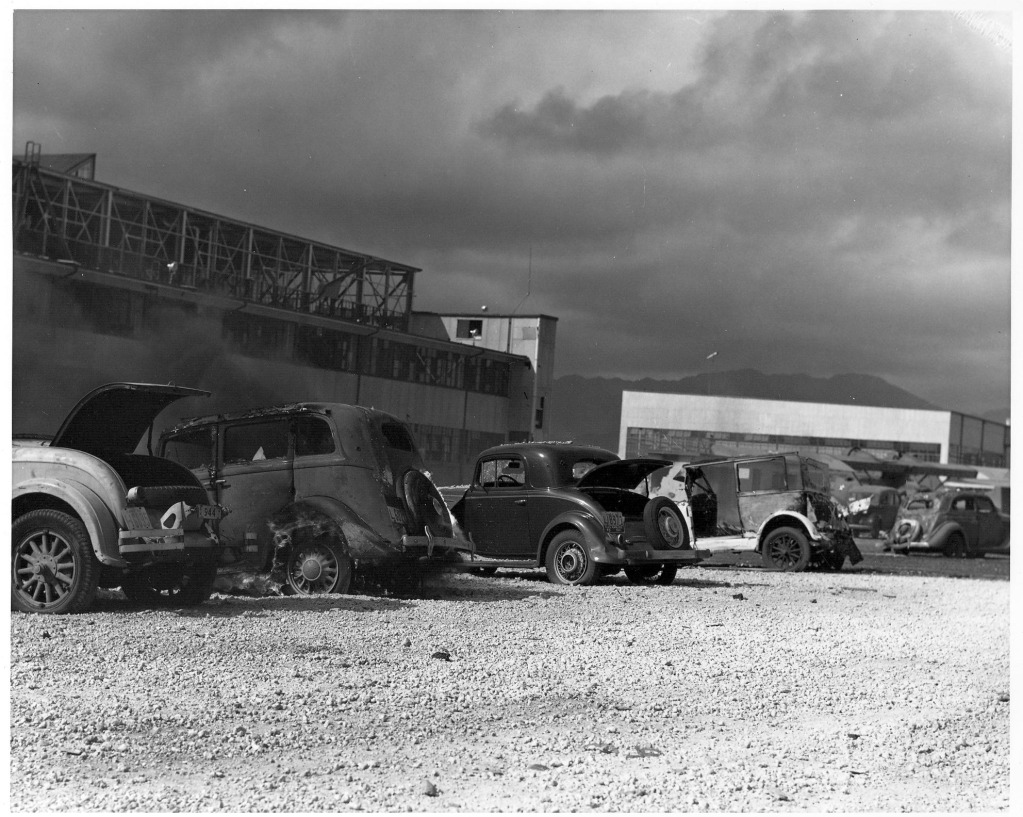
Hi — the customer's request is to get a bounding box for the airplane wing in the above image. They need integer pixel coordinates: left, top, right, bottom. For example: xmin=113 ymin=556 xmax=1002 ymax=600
xmin=839 ymin=458 xmax=978 ymax=479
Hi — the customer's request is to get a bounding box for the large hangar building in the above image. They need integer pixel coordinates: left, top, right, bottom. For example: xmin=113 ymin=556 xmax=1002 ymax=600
xmin=11 ymin=146 xmax=555 ymax=483
xmin=619 ymin=391 xmax=1010 ymax=470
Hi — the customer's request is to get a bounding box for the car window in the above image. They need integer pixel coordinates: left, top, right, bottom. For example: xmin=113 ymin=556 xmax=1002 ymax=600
xmin=380 ymin=421 xmax=415 ymax=452
xmin=162 ymin=426 xmax=214 ymax=470
xmin=295 ymin=416 xmax=335 ymax=457
xmin=975 ymin=496 xmax=997 ymax=514
xmin=477 ymin=457 xmax=525 ymax=488
xmin=572 ymin=459 xmax=599 ymax=480
xmin=224 ymin=419 xmax=290 ymax=464
xmin=950 ymin=496 xmax=974 ymax=512
xmin=737 ymin=457 xmax=787 ymax=493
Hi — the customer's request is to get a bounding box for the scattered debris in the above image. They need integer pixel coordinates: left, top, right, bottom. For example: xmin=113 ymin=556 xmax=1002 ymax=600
xmin=997 ymin=692 xmax=1009 ymax=703
xmin=527 ymin=763 xmax=549 ymax=771
xmin=732 ymin=593 xmax=746 ymax=601
xmin=420 ymin=780 xmax=438 ymax=797
xmin=431 ymin=650 xmax=451 ymax=662
xmin=626 ymin=744 xmax=662 ymax=758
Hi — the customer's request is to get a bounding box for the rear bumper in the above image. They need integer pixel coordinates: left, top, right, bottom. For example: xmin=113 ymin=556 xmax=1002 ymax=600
xmin=119 ymin=528 xmax=219 ymax=559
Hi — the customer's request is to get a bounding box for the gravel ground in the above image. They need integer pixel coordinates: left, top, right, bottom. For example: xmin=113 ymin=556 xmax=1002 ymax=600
xmin=8 ymin=565 xmax=1011 ymax=813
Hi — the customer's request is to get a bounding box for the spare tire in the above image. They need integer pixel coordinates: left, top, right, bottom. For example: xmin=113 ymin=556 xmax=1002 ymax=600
xmin=893 ymin=519 xmax=920 ymax=545
xmin=402 ymin=470 xmax=454 ymax=537
xmin=643 ymin=497 xmax=689 ymax=549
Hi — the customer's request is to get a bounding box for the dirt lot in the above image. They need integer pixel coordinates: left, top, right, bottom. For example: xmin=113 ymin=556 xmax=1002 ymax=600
xmin=8 ymin=563 xmax=1011 ymax=812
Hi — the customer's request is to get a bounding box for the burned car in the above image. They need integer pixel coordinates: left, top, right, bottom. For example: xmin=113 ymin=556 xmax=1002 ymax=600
xmin=445 ymin=443 xmax=708 ymax=586
xmin=888 ymin=489 xmax=1009 ymax=558
xmin=652 ymin=452 xmax=862 ymax=571
xmin=157 ymin=403 xmax=469 ymax=594
xmin=12 ymin=383 xmax=223 ymax=613
xmin=840 ymin=485 xmax=902 ymax=539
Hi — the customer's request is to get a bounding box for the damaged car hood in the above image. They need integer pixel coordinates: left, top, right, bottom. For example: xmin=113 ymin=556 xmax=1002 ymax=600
xmin=50 ymin=382 xmax=210 ymax=455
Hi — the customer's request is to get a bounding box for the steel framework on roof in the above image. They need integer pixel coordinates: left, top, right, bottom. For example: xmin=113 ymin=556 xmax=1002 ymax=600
xmin=12 ymin=150 xmax=417 ymax=330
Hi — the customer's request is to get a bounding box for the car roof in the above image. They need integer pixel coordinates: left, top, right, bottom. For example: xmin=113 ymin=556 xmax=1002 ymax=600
xmin=161 ymin=402 xmax=401 ymax=436
xmin=475 ymin=442 xmax=619 ymax=461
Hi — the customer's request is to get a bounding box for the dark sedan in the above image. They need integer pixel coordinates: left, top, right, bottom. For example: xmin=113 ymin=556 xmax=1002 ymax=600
xmin=446 ymin=443 xmax=708 ymax=586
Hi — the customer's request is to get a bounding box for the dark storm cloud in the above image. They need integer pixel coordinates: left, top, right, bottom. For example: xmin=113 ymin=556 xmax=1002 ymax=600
xmin=479 ymin=89 xmax=654 ymax=154
xmin=11 ymin=9 xmax=1011 ymax=416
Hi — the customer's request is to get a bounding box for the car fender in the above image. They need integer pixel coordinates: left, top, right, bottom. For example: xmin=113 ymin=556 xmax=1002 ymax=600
xmin=756 ymin=511 xmax=820 ymax=550
xmin=925 ymin=521 xmax=964 ymax=550
xmin=271 ymin=496 xmax=392 ymax=561
xmin=12 ymin=477 xmax=124 ymax=566
xmin=536 ymin=511 xmax=609 ymax=563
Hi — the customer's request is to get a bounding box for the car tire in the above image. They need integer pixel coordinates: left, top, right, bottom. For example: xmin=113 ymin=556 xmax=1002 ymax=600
xmin=285 ymin=534 xmax=353 ymax=595
xmin=943 ymin=532 xmax=967 ymax=559
xmin=624 ymin=564 xmax=678 ymax=585
xmin=11 ymin=509 xmax=100 ymax=615
xmin=545 ymin=531 xmax=597 ymax=586
xmin=121 ymin=560 xmax=218 ymax=607
xmin=761 ymin=526 xmax=812 ymax=572
xmin=643 ymin=497 xmax=689 ymax=549
xmin=893 ymin=520 xmax=919 ymax=545
xmin=402 ymin=470 xmax=454 ymax=537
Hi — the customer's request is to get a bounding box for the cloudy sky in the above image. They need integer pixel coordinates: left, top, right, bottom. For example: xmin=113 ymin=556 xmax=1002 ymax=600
xmin=10 ymin=8 xmax=1013 ymax=417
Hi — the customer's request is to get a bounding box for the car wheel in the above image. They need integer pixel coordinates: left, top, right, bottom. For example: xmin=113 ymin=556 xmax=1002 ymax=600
xmin=761 ymin=527 xmax=812 ymax=572
xmin=624 ymin=564 xmax=678 ymax=585
xmin=121 ymin=560 xmax=218 ymax=607
xmin=545 ymin=531 xmax=597 ymax=586
xmin=943 ymin=532 xmax=967 ymax=559
xmin=402 ymin=470 xmax=453 ymax=537
xmin=11 ymin=509 xmax=100 ymax=614
xmin=643 ymin=497 xmax=689 ymax=549
xmin=286 ymin=536 xmax=353 ymax=595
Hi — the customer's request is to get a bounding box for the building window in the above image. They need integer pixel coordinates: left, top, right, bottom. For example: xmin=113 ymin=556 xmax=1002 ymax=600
xmin=456 ymin=319 xmax=483 ymax=339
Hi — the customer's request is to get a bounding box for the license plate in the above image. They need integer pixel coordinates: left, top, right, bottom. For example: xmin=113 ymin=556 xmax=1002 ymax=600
xmin=198 ymin=504 xmax=222 ymax=520
xmin=123 ymin=507 xmax=151 ymax=529
xmin=603 ymin=511 xmax=625 ymax=533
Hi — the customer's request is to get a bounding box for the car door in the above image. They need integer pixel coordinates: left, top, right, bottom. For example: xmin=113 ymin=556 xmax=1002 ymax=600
xmin=946 ymin=495 xmax=979 ymax=547
xmin=687 ymin=461 xmax=743 ymax=548
xmin=462 ymin=455 xmax=532 ymax=558
xmin=214 ymin=417 xmax=294 ymax=567
xmin=973 ymin=495 xmax=1005 ymax=550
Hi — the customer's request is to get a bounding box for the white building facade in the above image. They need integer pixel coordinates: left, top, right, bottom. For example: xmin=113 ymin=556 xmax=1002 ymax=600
xmin=619 ymin=391 xmax=1009 ymax=468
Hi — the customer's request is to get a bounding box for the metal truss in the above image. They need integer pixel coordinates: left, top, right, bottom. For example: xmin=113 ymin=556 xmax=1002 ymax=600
xmin=12 ymin=148 xmax=417 ymax=330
